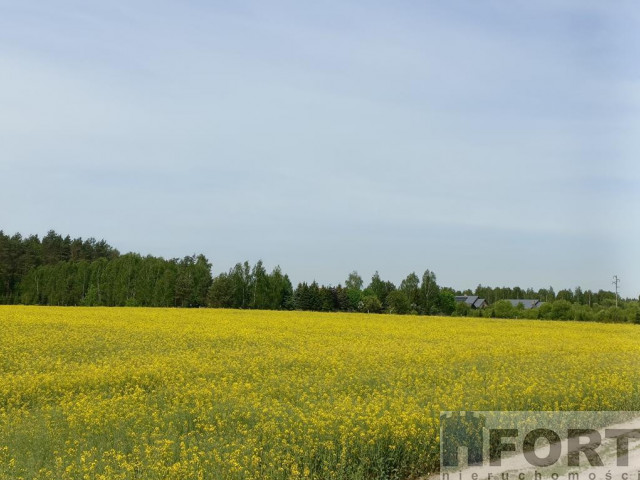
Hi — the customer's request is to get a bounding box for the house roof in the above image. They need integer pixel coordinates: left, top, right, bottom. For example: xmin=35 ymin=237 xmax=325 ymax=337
xmin=465 ymin=295 xmax=478 ymax=306
xmin=472 ymin=298 xmax=487 ymax=308
xmin=455 ymin=295 xmax=487 ymax=308
xmin=506 ymin=299 xmax=541 ymax=309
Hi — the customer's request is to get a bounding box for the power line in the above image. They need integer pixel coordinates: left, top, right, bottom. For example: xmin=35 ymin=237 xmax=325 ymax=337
xmin=612 ymin=275 xmax=620 ymax=308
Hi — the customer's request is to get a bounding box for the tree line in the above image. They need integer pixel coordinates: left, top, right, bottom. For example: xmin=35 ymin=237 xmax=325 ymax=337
xmin=458 ymin=285 xmax=639 ymax=323
xmin=470 ymin=284 xmax=620 ymax=307
xmin=1 ymin=230 xmax=638 ymax=323
xmin=0 ymin=231 xmax=210 ymax=307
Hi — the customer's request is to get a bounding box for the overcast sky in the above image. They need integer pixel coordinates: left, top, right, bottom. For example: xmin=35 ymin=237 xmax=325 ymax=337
xmin=1 ymin=1 xmax=638 ymax=297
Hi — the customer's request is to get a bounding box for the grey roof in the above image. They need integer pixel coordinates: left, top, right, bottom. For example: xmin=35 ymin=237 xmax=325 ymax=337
xmin=455 ymin=295 xmax=487 ymax=308
xmin=465 ymin=295 xmax=478 ymax=306
xmin=506 ymin=299 xmax=541 ymax=309
xmin=472 ymin=298 xmax=488 ymax=308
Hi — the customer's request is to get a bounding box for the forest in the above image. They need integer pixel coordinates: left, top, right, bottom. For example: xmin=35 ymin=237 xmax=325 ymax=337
xmin=1 ymin=230 xmax=638 ymax=323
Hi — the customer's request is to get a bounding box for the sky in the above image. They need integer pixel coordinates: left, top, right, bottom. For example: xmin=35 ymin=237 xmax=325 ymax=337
xmin=1 ymin=1 xmax=638 ymax=297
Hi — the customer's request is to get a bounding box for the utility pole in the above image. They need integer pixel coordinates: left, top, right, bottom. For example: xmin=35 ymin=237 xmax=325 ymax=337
xmin=612 ymin=275 xmax=620 ymax=308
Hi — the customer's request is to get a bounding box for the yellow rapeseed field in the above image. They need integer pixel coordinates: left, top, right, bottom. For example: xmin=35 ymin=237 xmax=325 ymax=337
xmin=0 ymin=306 xmax=639 ymax=479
